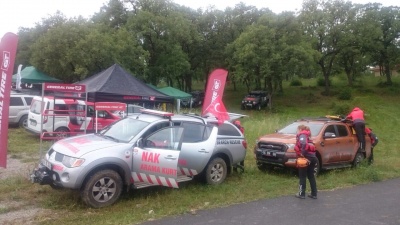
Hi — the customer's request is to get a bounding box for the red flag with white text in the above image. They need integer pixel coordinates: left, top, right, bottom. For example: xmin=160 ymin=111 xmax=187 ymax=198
xmin=201 ymin=69 xmax=229 ymax=124
xmin=0 ymin=33 xmax=19 ymax=168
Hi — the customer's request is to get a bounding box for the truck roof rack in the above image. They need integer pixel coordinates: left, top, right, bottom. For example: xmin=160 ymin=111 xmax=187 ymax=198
xmin=140 ymin=109 xmax=174 ymax=118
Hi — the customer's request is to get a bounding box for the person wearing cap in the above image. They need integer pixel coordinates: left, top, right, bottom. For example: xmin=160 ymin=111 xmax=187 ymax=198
xmin=294 ymin=125 xmax=318 ymax=199
xmin=345 ymin=107 xmax=366 ymax=151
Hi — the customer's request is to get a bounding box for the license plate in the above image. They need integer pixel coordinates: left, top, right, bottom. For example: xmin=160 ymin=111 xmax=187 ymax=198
xmin=41 ymin=158 xmax=52 ymax=170
xmin=263 ymin=151 xmax=276 ymax=157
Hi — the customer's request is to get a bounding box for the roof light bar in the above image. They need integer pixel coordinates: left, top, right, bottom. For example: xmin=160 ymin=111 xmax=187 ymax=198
xmin=140 ymin=109 xmax=174 ymax=117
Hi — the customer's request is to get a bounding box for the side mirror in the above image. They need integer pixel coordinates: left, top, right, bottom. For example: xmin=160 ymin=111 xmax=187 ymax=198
xmin=324 ymin=132 xmax=336 ymax=139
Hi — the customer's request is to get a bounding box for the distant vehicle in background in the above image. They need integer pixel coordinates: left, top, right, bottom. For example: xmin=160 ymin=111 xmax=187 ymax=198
xmin=112 ymin=105 xmax=145 ymax=118
xmin=241 ymin=90 xmax=269 ymax=110
xmin=9 ymin=92 xmax=35 ymax=127
xmin=181 ymin=90 xmax=205 ymax=108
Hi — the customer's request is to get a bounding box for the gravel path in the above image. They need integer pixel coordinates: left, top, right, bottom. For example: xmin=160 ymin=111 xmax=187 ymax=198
xmin=0 ymin=156 xmax=46 ymax=225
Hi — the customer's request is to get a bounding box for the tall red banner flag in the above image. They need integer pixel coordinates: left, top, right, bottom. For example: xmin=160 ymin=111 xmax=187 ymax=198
xmin=201 ymin=69 xmax=229 ymax=124
xmin=0 ymin=33 xmax=19 ymax=168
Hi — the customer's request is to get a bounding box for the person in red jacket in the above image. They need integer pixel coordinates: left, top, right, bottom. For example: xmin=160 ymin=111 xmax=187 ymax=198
xmin=346 ymin=107 xmax=366 ymax=152
xmin=294 ymin=125 xmax=318 ymax=199
xmin=233 ymin=120 xmax=245 ymax=134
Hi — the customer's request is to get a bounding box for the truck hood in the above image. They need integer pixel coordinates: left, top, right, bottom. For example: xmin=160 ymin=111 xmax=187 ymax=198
xmin=52 ymin=134 xmax=128 ymax=157
xmin=257 ymin=133 xmax=297 ymax=144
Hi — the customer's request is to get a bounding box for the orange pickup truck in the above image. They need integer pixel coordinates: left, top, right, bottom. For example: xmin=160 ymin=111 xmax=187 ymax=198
xmin=254 ymin=117 xmax=372 ymax=175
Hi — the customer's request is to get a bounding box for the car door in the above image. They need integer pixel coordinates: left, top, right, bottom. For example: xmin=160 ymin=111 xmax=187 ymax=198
xmin=178 ymin=123 xmax=218 ymax=176
xmin=335 ymin=124 xmax=355 ymax=162
xmin=9 ymin=96 xmax=24 ymax=123
xmin=132 ymin=127 xmax=184 ymax=188
xmin=319 ymin=125 xmax=341 ymax=163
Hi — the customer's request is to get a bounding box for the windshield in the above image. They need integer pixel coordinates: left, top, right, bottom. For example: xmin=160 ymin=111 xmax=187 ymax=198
xmin=277 ymin=122 xmax=324 ymax=137
xmin=100 ymin=118 xmax=150 ymax=142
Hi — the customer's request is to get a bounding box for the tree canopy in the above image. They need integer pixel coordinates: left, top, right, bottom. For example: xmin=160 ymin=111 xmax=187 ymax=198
xmin=15 ymin=0 xmax=400 ymax=95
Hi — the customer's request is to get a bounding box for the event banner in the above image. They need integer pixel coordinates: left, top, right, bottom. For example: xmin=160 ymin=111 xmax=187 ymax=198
xmin=94 ymin=102 xmax=126 ymax=111
xmin=201 ymin=69 xmax=229 ymax=123
xmin=0 ymin=33 xmax=19 ymax=168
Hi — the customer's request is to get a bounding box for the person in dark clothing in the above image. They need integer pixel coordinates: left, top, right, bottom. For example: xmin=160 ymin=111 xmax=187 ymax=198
xmin=365 ymin=127 xmax=378 ymax=163
xmin=346 ymin=107 xmax=366 ymax=152
xmin=233 ymin=120 xmax=245 ymax=172
xmin=294 ymin=125 xmax=318 ymax=199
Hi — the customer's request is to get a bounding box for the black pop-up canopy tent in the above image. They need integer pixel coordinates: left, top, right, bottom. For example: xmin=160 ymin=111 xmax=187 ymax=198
xmin=75 ymin=64 xmax=174 ymax=104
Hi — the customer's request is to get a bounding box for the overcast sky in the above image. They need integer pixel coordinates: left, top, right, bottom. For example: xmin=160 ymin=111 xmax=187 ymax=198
xmin=1 ymin=0 xmax=399 ymax=38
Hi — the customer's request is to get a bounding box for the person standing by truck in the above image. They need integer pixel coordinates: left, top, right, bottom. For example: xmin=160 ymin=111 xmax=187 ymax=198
xmin=345 ymin=107 xmax=366 ymax=152
xmin=294 ymin=125 xmax=318 ymax=199
xmin=365 ymin=127 xmax=378 ymax=163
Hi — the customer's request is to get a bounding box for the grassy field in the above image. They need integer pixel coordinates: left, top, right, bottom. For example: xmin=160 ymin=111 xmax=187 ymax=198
xmin=2 ymin=75 xmax=400 ymax=225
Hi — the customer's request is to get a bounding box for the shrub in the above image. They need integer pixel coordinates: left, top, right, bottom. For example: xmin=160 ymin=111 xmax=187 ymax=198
xmin=290 ymin=79 xmax=302 ymax=86
xmin=337 ymin=88 xmax=352 ymax=100
xmin=330 ymin=102 xmax=350 ymax=115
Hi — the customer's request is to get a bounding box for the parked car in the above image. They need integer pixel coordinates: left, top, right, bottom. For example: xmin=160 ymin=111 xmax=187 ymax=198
xmin=241 ymin=91 xmax=268 ymax=110
xmin=181 ymin=90 xmax=205 ymax=108
xmin=254 ymin=117 xmax=372 ymax=175
xmin=111 ymin=104 xmax=145 ymax=118
xmin=8 ymin=92 xmax=35 ymax=127
xmin=30 ymin=109 xmax=247 ymax=208
xmin=25 ymin=96 xmax=121 ymax=138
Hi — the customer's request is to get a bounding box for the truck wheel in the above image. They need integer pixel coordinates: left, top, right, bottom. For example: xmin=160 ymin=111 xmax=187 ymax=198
xmin=204 ymin=157 xmax=227 ymax=185
xmin=55 ymin=127 xmax=70 ymax=139
xmin=352 ymin=152 xmax=364 ymax=168
xmin=81 ymin=169 xmax=123 ymax=208
xmin=19 ymin=115 xmax=28 ymax=128
xmin=313 ymin=157 xmax=321 ymax=177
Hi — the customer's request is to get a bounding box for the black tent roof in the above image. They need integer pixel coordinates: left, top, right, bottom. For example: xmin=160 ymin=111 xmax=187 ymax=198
xmin=75 ymin=64 xmax=173 ymax=104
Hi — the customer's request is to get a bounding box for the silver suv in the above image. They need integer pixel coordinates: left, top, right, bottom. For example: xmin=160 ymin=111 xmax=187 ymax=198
xmin=9 ymin=92 xmax=35 ymax=127
xmin=30 ymin=110 xmax=247 ymax=208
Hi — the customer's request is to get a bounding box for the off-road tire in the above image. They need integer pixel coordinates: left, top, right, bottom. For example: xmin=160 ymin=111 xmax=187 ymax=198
xmin=55 ymin=127 xmax=70 ymax=139
xmin=204 ymin=157 xmax=227 ymax=185
xmin=81 ymin=169 xmax=123 ymax=208
xmin=19 ymin=115 xmax=28 ymax=128
xmin=352 ymin=152 xmax=364 ymax=168
xmin=313 ymin=157 xmax=321 ymax=177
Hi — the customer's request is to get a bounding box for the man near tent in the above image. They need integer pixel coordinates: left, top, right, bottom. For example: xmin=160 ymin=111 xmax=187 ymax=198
xmin=345 ymin=107 xmax=366 ymax=152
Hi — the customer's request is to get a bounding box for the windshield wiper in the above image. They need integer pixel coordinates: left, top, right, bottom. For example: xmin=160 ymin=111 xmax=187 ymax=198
xmin=102 ymin=135 xmax=120 ymax=142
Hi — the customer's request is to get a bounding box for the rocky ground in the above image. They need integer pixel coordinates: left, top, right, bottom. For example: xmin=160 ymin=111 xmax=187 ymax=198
xmin=0 ymin=156 xmax=47 ymax=225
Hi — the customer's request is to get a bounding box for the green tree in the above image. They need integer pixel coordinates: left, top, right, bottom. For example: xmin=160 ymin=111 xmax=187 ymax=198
xmin=299 ymin=0 xmax=353 ymax=94
xmin=92 ymin=0 xmax=129 ymax=29
xmin=362 ymin=4 xmax=400 ymax=85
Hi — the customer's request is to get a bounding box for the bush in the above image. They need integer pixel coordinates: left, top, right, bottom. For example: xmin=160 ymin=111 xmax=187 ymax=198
xmin=317 ymin=76 xmax=331 ymax=87
xmin=330 ymin=102 xmax=351 ymax=115
xmin=290 ymin=79 xmax=302 ymax=86
xmin=338 ymin=88 xmax=352 ymax=100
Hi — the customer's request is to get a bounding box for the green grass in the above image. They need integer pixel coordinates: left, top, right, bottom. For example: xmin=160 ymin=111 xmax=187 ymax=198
xmin=2 ymin=75 xmax=400 ymax=225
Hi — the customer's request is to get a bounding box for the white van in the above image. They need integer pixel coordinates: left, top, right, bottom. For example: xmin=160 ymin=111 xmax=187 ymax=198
xmin=26 ymin=96 xmax=120 ymax=138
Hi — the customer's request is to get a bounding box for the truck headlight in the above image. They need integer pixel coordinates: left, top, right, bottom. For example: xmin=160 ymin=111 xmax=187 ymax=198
xmin=62 ymin=155 xmax=85 ymax=168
